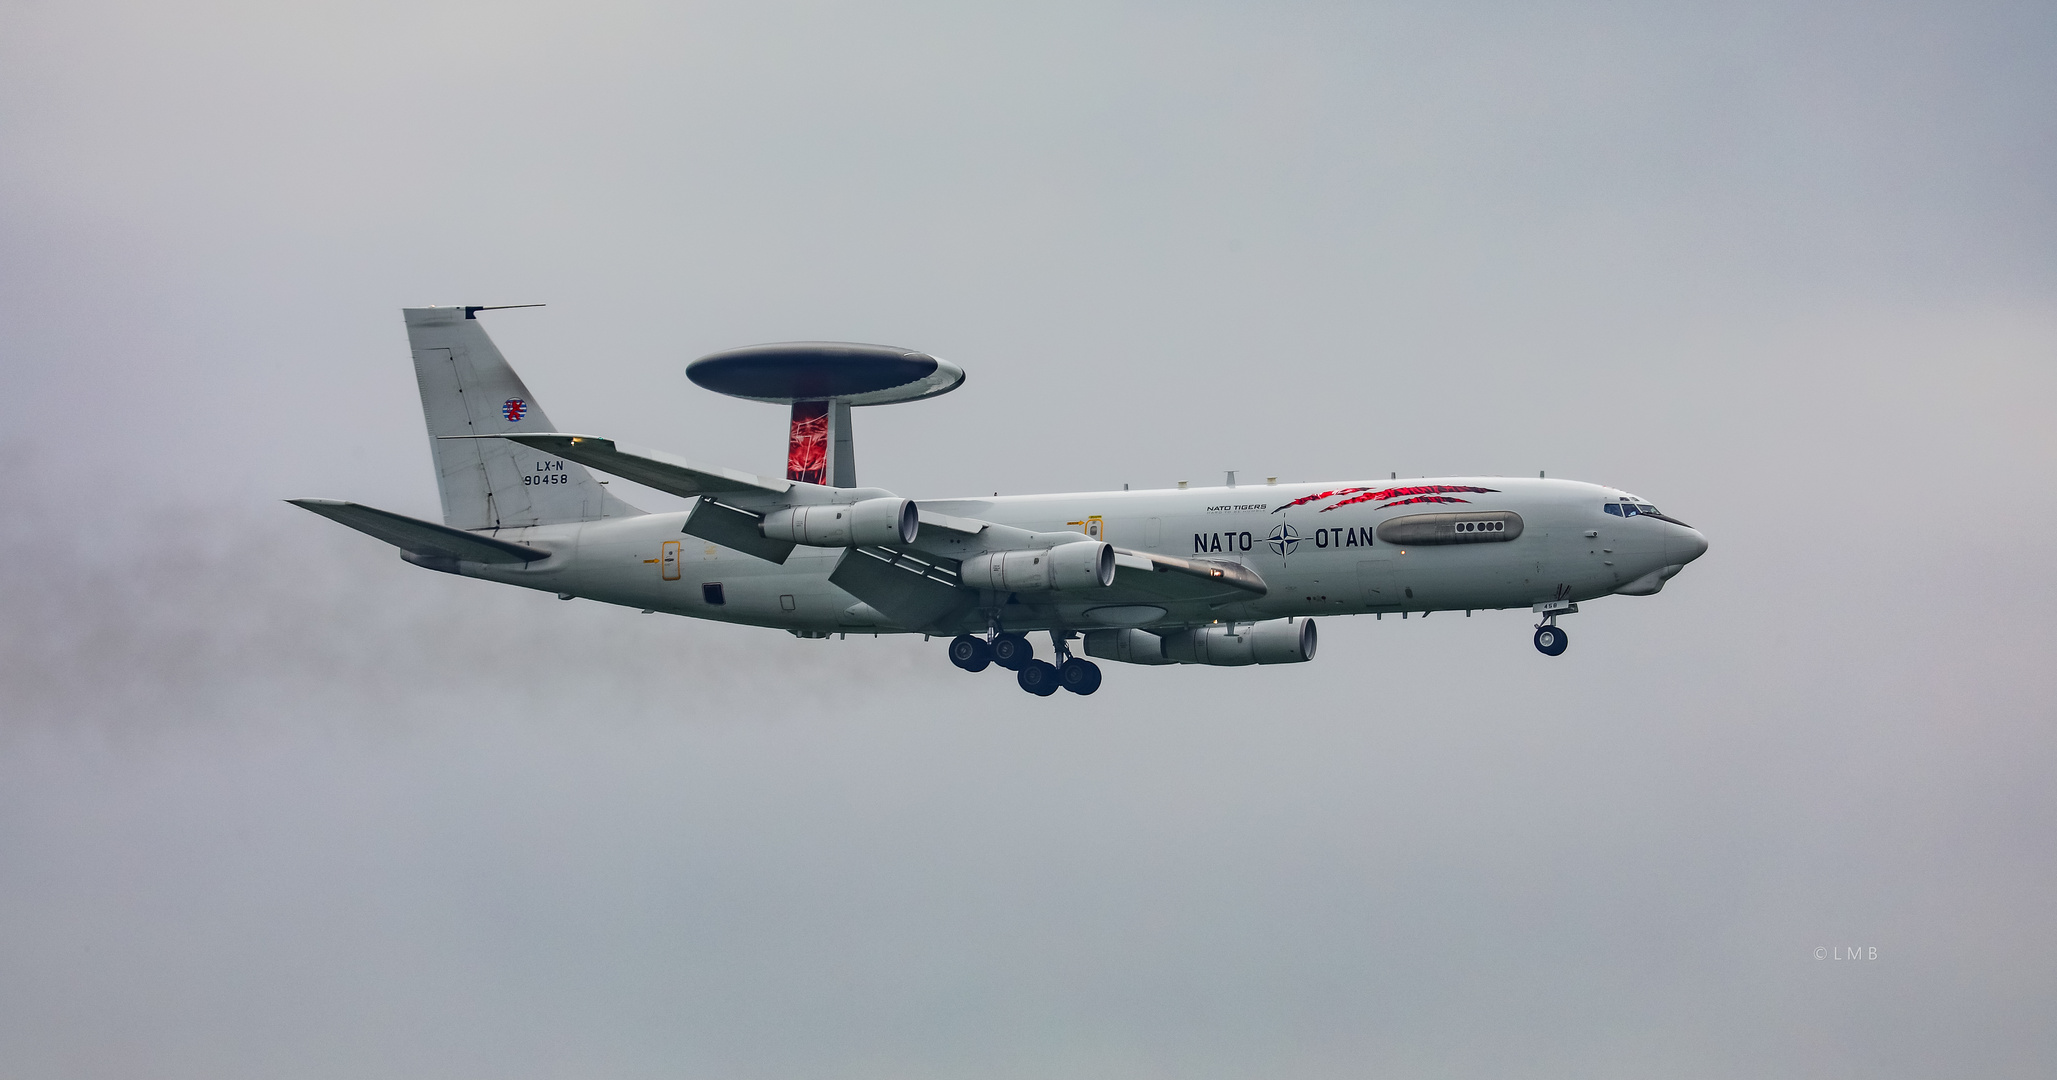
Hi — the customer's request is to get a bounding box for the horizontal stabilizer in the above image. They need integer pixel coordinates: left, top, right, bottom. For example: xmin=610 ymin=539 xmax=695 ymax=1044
xmin=289 ymin=499 xmax=548 ymax=564
xmin=449 ymin=433 xmax=790 ymax=499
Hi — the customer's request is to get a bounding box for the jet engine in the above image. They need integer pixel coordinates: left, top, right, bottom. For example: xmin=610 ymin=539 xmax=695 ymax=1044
xmin=759 ymin=498 xmax=918 ymax=547
xmin=961 ymin=541 xmax=1115 ymax=592
xmin=1082 ymin=627 xmax=1175 ymax=665
xmin=1086 ymin=618 xmax=1317 ymax=667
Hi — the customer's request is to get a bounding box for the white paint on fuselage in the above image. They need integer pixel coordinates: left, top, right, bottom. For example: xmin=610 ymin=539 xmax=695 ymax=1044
xmin=457 ymin=477 xmax=1705 ymax=636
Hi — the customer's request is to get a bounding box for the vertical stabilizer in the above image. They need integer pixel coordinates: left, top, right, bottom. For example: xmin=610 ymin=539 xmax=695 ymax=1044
xmin=403 ymin=306 xmax=639 ymax=530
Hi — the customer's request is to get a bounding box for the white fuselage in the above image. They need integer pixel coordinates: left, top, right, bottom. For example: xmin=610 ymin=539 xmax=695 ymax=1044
xmin=454 ymin=477 xmax=1707 ymax=638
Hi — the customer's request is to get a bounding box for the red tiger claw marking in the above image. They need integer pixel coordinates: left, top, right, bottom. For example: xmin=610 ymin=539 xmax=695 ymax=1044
xmin=1320 ymin=484 xmax=1497 ymax=511
xmin=1273 ymin=487 xmax=1366 ymax=512
xmin=1373 ymin=495 xmax=1470 ymax=508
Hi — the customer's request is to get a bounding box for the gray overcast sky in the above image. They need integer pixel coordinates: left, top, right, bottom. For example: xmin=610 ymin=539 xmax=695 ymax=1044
xmin=3 ymin=2 xmax=2055 ymax=1077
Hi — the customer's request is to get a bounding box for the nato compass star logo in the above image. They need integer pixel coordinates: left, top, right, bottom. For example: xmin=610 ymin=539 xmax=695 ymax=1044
xmin=1267 ymin=522 xmax=1302 ymax=556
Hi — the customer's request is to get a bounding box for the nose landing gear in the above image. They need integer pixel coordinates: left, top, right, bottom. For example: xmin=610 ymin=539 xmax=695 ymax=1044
xmin=1531 ymin=597 xmax=1575 ymax=657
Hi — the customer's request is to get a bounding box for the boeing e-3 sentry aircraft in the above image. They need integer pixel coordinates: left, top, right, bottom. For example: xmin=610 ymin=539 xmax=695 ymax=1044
xmin=294 ymin=306 xmax=1709 ymax=697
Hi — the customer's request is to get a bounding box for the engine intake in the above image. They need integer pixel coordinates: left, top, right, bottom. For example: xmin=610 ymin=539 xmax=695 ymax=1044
xmin=760 ymin=498 xmax=918 ymax=547
xmin=962 ymin=541 xmax=1115 ymax=592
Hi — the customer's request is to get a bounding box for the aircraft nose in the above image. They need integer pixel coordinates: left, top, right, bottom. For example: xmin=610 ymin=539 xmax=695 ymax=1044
xmin=1668 ymin=525 xmax=1709 ymax=564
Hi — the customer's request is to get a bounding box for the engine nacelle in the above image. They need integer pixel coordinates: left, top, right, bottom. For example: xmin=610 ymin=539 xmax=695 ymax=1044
xmin=1083 ymin=627 xmax=1175 ymax=666
xmin=1158 ymin=618 xmax=1317 ymax=667
xmin=760 ymin=498 xmax=918 ymax=547
xmin=961 ymin=541 xmax=1114 ymax=592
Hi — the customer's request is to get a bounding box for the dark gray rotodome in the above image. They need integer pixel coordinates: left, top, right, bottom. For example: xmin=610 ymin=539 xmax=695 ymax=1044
xmin=686 ymin=342 xmax=964 ymax=405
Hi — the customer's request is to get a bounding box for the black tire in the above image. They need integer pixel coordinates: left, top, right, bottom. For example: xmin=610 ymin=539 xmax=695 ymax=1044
xmin=990 ymin=633 xmax=1033 ymax=671
xmin=1017 ymin=659 xmax=1061 ymax=696
xmin=1534 ymin=625 xmax=1569 ymax=656
xmin=1059 ymin=658 xmax=1102 ymax=695
xmin=948 ymin=634 xmax=992 ymax=672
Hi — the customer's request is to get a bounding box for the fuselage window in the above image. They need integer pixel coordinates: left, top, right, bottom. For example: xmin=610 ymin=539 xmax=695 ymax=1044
xmin=1456 ymin=520 xmax=1505 ymax=533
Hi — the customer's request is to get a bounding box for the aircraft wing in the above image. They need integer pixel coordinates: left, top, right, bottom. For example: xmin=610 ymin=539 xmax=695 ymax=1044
xmin=288 ymin=499 xmax=548 ymax=563
xmin=449 ymin=433 xmax=791 ymax=498
xmin=897 ymin=515 xmax=1264 ymax=603
xmin=916 ymin=509 xmax=992 ymax=537
xmin=821 ymin=526 xmax=1267 ymax=632
xmin=1107 ymin=547 xmax=1269 ymax=602
xmin=892 ymin=511 xmax=1271 ymax=604
xmin=829 ymin=546 xmax=973 ymax=631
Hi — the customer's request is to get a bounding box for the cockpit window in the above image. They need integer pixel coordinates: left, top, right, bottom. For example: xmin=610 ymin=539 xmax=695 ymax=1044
xmin=1636 ymin=503 xmax=1661 ymax=516
xmin=1603 ymin=503 xmax=1623 ymax=516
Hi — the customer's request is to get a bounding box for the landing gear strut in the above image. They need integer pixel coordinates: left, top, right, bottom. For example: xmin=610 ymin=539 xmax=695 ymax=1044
xmin=1047 ymin=630 xmax=1101 ymax=695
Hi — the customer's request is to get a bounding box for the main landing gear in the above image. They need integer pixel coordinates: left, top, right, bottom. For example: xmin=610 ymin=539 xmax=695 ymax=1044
xmin=947 ymin=634 xmax=992 ymax=671
xmin=990 ymin=633 xmax=1033 ymax=670
xmin=947 ymin=630 xmax=1101 ymax=696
